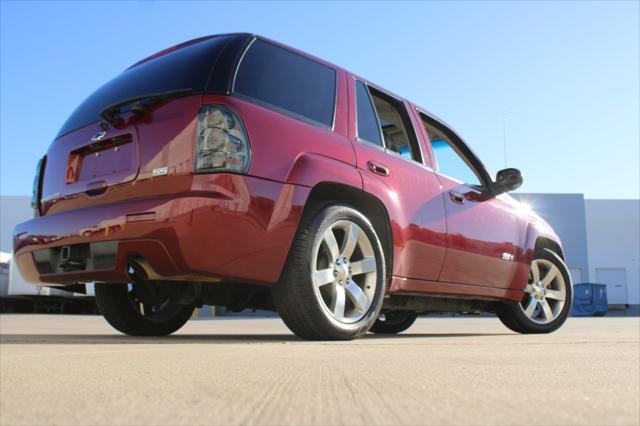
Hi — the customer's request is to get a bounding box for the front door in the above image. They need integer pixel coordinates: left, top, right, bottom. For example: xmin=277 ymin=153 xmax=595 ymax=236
xmin=418 ymin=113 xmax=521 ymax=288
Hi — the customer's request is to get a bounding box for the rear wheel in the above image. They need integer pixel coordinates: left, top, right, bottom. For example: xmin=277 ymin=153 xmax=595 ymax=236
xmin=95 ymin=282 xmax=194 ymax=336
xmin=273 ymin=204 xmax=386 ymax=340
xmin=370 ymin=311 xmax=417 ymax=334
xmin=497 ymin=248 xmax=572 ymax=334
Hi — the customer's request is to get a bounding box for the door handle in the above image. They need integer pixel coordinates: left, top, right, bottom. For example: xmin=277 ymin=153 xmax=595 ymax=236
xmin=449 ymin=191 xmax=465 ymax=204
xmin=367 ymin=161 xmax=390 ymax=177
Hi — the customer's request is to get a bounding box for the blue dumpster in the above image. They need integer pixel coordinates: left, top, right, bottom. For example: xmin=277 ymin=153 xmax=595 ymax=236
xmin=572 ymin=283 xmax=608 ymax=316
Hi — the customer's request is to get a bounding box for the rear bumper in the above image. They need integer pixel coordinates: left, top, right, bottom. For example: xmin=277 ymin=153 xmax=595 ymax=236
xmin=13 ymin=174 xmax=309 ymax=286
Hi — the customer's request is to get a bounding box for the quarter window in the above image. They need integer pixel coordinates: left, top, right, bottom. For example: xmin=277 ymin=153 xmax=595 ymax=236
xmin=355 ymin=81 xmax=383 ymax=147
xmin=420 ymin=115 xmax=482 ymax=186
xmin=234 ymin=40 xmax=336 ymax=127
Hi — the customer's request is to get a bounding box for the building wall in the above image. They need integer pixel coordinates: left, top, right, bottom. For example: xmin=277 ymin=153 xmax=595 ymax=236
xmin=585 ymin=200 xmax=640 ymax=307
xmin=0 ymin=196 xmax=31 ymax=253
xmin=512 ymin=193 xmax=591 ymax=283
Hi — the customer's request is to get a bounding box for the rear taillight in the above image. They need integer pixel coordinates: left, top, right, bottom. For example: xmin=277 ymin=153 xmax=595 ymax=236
xmin=195 ymin=105 xmax=251 ymax=174
xmin=31 ymin=156 xmax=46 ymax=214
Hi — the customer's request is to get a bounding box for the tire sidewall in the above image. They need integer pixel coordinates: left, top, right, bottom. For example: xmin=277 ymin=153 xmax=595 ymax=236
xmin=511 ymin=248 xmax=573 ymax=333
xmin=306 ymin=205 xmax=386 ymax=338
xmin=95 ymin=283 xmax=193 ymax=336
xmin=370 ymin=311 xmax=418 ymax=334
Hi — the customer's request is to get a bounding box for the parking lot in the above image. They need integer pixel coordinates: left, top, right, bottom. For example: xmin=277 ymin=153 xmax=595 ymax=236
xmin=0 ymin=315 xmax=638 ymax=426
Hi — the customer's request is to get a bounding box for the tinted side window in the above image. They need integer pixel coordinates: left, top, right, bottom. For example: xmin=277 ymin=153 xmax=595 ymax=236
xmin=421 ymin=116 xmax=481 ymax=186
xmin=234 ymin=40 xmax=336 ymax=127
xmin=355 ymin=81 xmax=383 ymax=147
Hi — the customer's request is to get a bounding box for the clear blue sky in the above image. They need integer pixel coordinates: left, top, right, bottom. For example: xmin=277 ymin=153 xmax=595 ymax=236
xmin=1 ymin=1 xmax=638 ymax=198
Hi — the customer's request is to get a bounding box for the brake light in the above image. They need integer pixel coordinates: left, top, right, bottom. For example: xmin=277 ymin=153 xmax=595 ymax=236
xmin=195 ymin=105 xmax=251 ymax=174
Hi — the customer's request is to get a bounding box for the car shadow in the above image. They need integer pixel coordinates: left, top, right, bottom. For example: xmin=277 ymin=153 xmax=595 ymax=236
xmin=0 ymin=332 xmax=510 ymax=345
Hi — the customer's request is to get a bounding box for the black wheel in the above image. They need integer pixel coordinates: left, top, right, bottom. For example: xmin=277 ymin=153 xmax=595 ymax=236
xmin=272 ymin=204 xmax=386 ymax=340
xmin=370 ymin=311 xmax=418 ymax=334
xmin=95 ymin=282 xmax=194 ymax=336
xmin=497 ymin=248 xmax=573 ymax=334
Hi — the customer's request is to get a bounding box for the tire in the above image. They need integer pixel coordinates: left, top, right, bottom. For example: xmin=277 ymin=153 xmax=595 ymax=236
xmin=95 ymin=283 xmax=194 ymax=336
xmin=272 ymin=204 xmax=386 ymax=340
xmin=370 ymin=311 xmax=418 ymax=334
xmin=497 ymin=248 xmax=573 ymax=334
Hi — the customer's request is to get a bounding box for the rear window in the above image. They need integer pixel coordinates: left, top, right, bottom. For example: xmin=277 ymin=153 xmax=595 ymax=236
xmin=233 ymin=40 xmax=336 ymax=128
xmin=56 ymin=35 xmax=232 ymax=138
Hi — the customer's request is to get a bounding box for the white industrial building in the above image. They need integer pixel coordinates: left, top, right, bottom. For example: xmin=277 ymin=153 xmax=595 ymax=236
xmin=585 ymin=200 xmax=639 ymax=309
xmin=1 ymin=194 xmax=639 ymax=313
xmin=513 ymin=194 xmax=639 ymax=313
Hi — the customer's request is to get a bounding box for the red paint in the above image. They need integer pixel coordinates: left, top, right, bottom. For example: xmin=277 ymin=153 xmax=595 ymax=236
xmin=13 ymin=34 xmax=563 ymax=305
xmin=436 ymin=177 xmax=521 ymax=288
xmin=16 ymin=174 xmax=308 ymax=285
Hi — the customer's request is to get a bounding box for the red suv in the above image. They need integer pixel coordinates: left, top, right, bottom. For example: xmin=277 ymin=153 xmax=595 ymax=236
xmin=13 ymin=34 xmax=572 ymax=340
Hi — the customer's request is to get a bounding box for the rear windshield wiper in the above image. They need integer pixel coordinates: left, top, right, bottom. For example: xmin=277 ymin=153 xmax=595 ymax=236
xmin=100 ymin=88 xmax=193 ymax=125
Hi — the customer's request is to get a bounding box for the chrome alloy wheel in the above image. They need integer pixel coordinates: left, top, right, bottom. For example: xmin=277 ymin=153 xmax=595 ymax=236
xmin=311 ymin=219 xmax=378 ymax=324
xmin=519 ymin=258 xmax=568 ymax=324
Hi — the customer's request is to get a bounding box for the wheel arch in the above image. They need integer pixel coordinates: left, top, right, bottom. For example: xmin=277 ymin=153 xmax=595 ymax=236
xmin=511 ymin=224 xmax=566 ymax=294
xmin=522 ymin=221 xmax=566 ymax=263
xmin=298 ymin=182 xmax=394 ymax=278
xmin=535 ymin=236 xmax=565 ymax=260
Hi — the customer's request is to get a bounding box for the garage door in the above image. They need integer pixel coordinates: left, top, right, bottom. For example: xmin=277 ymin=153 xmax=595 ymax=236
xmin=595 ymin=268 xmax=628 ymax=305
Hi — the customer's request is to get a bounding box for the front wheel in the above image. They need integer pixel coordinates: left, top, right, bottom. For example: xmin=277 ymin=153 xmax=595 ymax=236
xmin=95 ymin=282 xmax=194 ymax=336
xmin=497 ymin=248 xmax=573 ymax=334
xmin=272 ymin=204 xmax=386 ymax=340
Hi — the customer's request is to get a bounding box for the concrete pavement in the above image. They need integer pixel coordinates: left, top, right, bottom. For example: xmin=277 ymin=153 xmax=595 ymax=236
xmin=1 ymin=315 xmax=638 ymax=425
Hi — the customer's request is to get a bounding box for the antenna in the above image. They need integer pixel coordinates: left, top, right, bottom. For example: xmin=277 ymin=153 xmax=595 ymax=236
xmin=502 ymin=115 xmax=508 ymax=168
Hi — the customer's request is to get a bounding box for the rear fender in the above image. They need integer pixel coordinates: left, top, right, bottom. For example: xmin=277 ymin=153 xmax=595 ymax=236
xmin=359 ymin=172 xmax=406 ymax=277
xmin=285 ymin=153 xmax=362 ymax=189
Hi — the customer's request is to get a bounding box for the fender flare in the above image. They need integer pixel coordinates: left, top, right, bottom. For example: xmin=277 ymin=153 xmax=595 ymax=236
xmin=284 ymin=152 xmax=362 ymax=189
xmin=510 ymin=222 xmax=565 ymax=292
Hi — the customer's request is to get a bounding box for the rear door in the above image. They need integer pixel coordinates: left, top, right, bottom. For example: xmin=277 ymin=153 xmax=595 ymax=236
xmin=349 ymin=79 xmax=446 ymax=281
xmin=418 ymin=112 xmax=521 ymax=288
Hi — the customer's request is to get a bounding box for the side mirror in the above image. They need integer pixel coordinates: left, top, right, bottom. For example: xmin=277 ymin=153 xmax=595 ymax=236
xmin=493 ymin=168 xmax=523 ymax=195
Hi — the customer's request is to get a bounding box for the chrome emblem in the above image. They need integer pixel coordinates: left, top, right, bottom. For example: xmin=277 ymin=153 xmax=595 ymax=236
xmin=501 ymin=253 xmax=515 ymax=262
xmin=91 ymin=130 xmax=107 ymax=142
xmin=152 ymin=166 xmax=169 ymax=177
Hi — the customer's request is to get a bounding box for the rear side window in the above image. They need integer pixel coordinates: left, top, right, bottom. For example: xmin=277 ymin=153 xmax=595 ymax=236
xmin=234 ymin=40 xmax=336 ymax=128
xmin=369 ymin=89 xmax=421 ymax=163
xmin=355 ymin=81 xmax=422 ymax=163
xmin=355 ymin=81 xmax=383 ymax=147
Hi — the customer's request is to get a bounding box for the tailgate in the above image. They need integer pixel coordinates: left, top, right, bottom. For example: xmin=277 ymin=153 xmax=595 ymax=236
xmin=42 ymin=122 xmax=139 ymax=202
